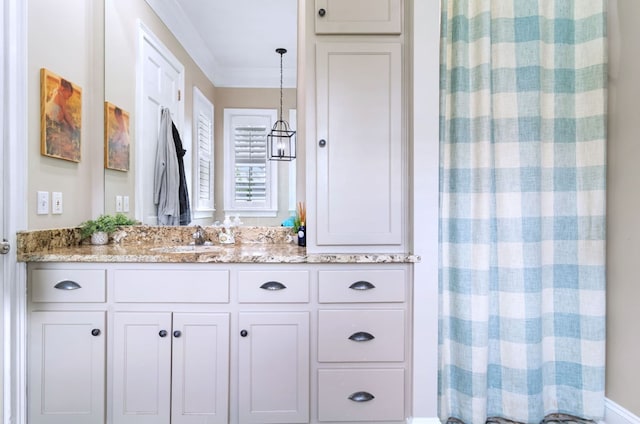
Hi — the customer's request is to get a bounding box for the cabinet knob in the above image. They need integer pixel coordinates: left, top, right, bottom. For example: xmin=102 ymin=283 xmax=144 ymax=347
xmin=173 ymin=330 xmax=182 ymax=338
xmin=318 ymin=139 xmax=327 ymax=147
xmin=318 ymin=8 xmax=326 ymax=17
xmin=54 ymin=280 xmax=82 ymax=290
xmin=348 ymin=391 xmax=375 ymax=402
xmin=349 ymin=280 xmax=376 ymax=290
xmin=240 ymin=329 xmax=248 ymax=337
xmin=260 ymin=281 xmax=287 ymax=291
xmin=91 ymin=328 xmax=101 ymax=337
xmin=159 ymin=330 xmax=168 ymax=338
xmin=348 ymin=331 xmax=375 ymax=342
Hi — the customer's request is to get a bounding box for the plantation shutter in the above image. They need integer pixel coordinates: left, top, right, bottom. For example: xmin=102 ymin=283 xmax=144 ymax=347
xmin=193 ymin=87 xmax=214 ymax=215
xmin=223 ymin=108 xmax=278 ymax=216
xmin=233 ymin=125 xmax=267 ymax=203
xmin=196 ymin=110 xmax=213 ymax=208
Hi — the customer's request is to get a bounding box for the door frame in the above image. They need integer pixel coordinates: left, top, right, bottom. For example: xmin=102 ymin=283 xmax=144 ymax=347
xmin=2 ymin=0 xmax=28 ymax=423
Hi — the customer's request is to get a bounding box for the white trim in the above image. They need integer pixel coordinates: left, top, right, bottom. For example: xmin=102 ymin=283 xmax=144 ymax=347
xmin=3 ymin=0 xmax=28 ymax=423
xmin=411 ymin=0 xmax=441 ymax=419
xmin=605 ymin=398 xmax=640 ymax=424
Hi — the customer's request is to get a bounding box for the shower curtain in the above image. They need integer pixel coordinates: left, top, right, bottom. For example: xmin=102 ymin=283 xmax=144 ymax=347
xmin=439 ymin=1 xmax=607 ymax=424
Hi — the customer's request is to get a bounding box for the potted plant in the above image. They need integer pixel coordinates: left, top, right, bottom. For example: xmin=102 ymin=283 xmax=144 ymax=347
xmin=79 ymin=213 xmax=137 ymax=245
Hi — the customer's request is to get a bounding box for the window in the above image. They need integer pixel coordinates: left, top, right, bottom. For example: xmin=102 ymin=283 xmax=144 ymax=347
xmin=224 ymin=109 xmax=278 ymax=216
xmin=192 ymin=87 xmax=214 ymax=218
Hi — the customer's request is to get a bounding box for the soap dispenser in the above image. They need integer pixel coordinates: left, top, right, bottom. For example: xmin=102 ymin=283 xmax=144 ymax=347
xmin=297 ymin=222 xmax=306 ymax=247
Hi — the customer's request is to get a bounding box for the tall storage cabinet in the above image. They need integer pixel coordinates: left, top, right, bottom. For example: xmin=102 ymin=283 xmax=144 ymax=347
xmin=307 ymin=0 xmax=406 ymax=252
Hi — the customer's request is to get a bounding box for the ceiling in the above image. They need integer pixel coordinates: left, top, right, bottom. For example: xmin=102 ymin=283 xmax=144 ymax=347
xmin=145 ymin=0 xmax=298 ymax=88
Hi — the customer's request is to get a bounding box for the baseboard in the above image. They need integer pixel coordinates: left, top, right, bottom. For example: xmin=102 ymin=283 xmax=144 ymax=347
xmin=407 ymin=417 xmax=441 ymax=424
xmin=606 ymin=398 xmax=640 ymax=424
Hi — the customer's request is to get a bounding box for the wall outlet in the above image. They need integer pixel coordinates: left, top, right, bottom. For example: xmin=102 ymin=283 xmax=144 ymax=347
xmin=123 ymin=196 xmax=130 ymax=213
xmin=115 ymin=195 xmax=123 ymax=212
xmin=37 ymin=191 xmax=49 ymax=215
xmin=52 ymin=192 xmax=63 ymax=214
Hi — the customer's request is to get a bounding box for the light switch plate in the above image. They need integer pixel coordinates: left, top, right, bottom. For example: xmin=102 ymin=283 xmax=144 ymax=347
xmin=123 ymin=196 xmax=130 ymax=212
xmin=115 ymin=195 xmax=123 ymax=212
xmin=37 ymin=191 xmax=49 ymax=215
xmin=52 ymin=192 xmax=63 ymax=214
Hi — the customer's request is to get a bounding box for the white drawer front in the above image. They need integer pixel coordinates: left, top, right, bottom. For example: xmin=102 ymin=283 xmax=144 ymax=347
xmin=318 ymin=269 xmax=405 ymax=303
xmin=113 ymin=269 xmax=229 ymax=303
xmin=318 ymin=368 xmax=405 ymax=422
xmin=31 ymin=269 xmax=106 ymax=303
xmin=318 ymin=309 xmax=404 ymax=362
xmin=237 ymin=270 xmax=309 ymax=303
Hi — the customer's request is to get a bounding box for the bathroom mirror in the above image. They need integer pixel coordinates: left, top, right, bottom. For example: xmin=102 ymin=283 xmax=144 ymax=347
xmin=104 ymin=0 xmax=298 ymax=226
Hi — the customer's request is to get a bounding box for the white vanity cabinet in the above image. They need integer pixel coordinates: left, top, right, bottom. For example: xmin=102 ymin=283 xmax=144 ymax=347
xmin=112 ymin=312 xmax=230 ymax=424
xmin=307 ymin=0 xmax=406 ymax=252
xmin=27 ymin=261 xmax=411 ymax=424
xmin=28 ymin=268 xmax=107 ymax=424
xmin=111 ymin=268 xmax=230 ymax=424
xmin=237 ymin=270 xmax=310 ymax=423
xmin=316 ymin=267 xmax=410 ymax=422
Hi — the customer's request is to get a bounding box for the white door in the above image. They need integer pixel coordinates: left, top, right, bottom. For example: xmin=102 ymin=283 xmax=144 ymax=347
xmin=171 ymin=313 xmax=230 ymax=424
xmin=238 ymin=312 xmax=309 ymax=424
xmin=29 ymin=311 xmax=106 ymax=424
xmin=112 ymin=312 xmax=173 ymax=424
xmin=137 ymin=23 xmax=184 ymax=225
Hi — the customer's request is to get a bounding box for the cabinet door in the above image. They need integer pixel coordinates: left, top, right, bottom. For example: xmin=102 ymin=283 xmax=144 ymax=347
xmin=29 ymin=311 xmax=105 ymax=424
xmin=316 ymin=42 xmax=403 ymax=246
xmin=314 ymin=0 xmax=402 ymax=34
xmin=238 ymin=312 xmax=309 ymax=423
xmin=112 ymin=312 xmax=172 ymax=424
xmin=171 ymin=313 xmax=229 ymax=424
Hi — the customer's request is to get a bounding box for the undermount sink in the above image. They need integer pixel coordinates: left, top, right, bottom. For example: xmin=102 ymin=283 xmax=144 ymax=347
xmin=149 ymin=244 xmax=225 ymax=254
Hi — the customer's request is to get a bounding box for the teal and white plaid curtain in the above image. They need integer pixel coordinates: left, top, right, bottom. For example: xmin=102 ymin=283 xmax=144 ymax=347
xmin=439 ymin=1 xmax=607 ymax=423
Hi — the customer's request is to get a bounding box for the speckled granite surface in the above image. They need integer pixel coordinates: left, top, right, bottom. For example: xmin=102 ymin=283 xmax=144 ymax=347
xmin=17 ymin=225 xmax=420 ymax=264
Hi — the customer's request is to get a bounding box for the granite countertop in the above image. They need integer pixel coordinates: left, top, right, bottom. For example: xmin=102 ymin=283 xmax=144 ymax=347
xmin=16 ymin=226 xmax=420 ymax=264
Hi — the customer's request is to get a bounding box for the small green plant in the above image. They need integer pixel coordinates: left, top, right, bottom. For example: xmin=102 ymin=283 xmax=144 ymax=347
xmin=79 ymin=213 xmax=137 ymax=239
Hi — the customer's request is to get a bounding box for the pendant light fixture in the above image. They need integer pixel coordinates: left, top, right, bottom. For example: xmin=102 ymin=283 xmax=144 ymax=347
xmin=267 ymin=48 xmax=296 ymax=161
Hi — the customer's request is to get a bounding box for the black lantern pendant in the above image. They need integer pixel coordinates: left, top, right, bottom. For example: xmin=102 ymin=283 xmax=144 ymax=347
xmin=267 ymin=48 xmax=296 ymax=161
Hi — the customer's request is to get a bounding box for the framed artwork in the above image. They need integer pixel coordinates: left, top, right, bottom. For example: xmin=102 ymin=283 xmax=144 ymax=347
xmin=40 ymin=68 xmax=82 ymax=162
xmin=104 ymin=102 xmax=131 ymax=171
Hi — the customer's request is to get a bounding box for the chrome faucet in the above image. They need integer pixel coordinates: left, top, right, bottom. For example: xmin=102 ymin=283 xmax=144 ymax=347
xmin=192 ymin=225 xmax=207 ymax=245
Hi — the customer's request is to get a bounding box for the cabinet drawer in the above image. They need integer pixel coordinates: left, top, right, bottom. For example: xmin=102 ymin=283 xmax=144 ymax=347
xmin=31 ymin=269 xmax=106 ymax=303
xmin=318 ymin=368 xmax=405 ymax=422
xmin=318 ymin=270 xmax=405 ymax=303
xmin=113 ymin=269 xmax=229 ymax=303
xmin=314 ymin=0 xmax=402 ymax=34
xmin=318 ymin=309 xmax=404 ymax=362
xmin=238 ymin=270 xmax=309 ymax=303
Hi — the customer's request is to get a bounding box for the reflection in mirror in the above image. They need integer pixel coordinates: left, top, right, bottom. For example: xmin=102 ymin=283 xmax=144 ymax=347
xmin=104 ymin=0 xmax=298 ymax=226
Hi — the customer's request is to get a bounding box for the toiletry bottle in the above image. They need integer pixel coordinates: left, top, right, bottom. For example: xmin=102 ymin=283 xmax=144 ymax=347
xmin=297 ymin=222 xmax=306 ymax=247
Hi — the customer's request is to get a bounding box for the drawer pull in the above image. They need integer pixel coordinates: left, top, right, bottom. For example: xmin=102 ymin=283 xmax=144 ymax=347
xmin=260 ymin=281 xmax=287 ymax=291
xmin=348 ymin=391 xmax=375 ymax=402
xmin=173 ymin=330 xmax=182 ymax=338
xmin=349 ymin=280 xmax=375 ymax=291
xmin=348 ymin=331 xmax=375 ymax=342
xmin=159 ymin=330 xmax=168 ymax=338
xmin=54 ymin=280 xmax=82 ymax=290
xmin=91 ymin=328 xmax=101 ymax=337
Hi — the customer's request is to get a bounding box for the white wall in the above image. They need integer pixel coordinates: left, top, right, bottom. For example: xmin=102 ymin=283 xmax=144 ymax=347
xmin=605 ymin=0 xmax=640 ymax=417
xmin=27 ymin=0 xmax=104 ymax=229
